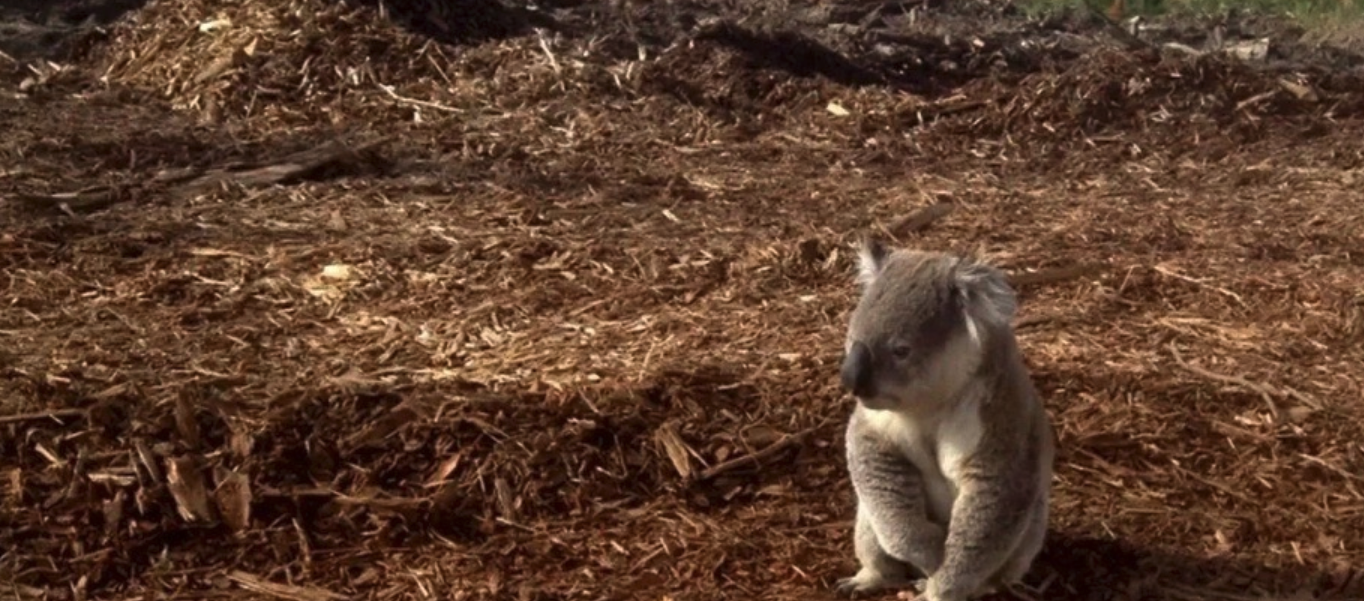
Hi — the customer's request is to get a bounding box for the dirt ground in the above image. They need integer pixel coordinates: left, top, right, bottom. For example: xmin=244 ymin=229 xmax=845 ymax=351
xmin=3 ymin=0 xmax=1364 ymax=599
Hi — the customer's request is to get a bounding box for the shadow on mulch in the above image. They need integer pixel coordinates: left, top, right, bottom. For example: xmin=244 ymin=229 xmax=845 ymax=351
xmin=0 ymin=0 xmax=148 ymax=24
xmin=334 ymin=0 xmax=559 ymax=46
xmin=0 ymin=0 xmax=148 ymax=61
xmin=692 ymin=21 xmax=886 ymax=89
xmin=1038 ymin=531 xmax=1361 ymax=600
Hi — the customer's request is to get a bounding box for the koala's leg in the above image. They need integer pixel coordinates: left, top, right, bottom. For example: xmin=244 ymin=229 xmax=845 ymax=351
xmin=993 ymin=495 xmax=1049 ymax=587
xmin=835 ymin=505 xmax=917 ymax=595
xmin=837 ymin=418 xmax=948 ymax=596
xmin=921 ymin=474 xmax=1038 ymax=601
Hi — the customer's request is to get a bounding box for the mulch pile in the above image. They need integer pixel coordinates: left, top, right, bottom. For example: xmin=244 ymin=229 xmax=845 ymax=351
xmin=3 ymin=0 xmax=1364 ymax=600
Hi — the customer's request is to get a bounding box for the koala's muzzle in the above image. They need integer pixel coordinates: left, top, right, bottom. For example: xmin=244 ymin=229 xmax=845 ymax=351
xmin=841 ymin=341 xmax=875 ymax=398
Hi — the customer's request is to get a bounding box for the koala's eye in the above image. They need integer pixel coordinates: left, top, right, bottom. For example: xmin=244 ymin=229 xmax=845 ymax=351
xmin=890 ymin=344 xmax=913 ymax=360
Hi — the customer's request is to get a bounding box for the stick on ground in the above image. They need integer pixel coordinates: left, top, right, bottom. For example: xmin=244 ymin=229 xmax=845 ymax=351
xmin=1169 ymin=342 xmax=1280 ymax=420
xmin=888 ymin=202 xmax=954 ymax=238
xmin=170 ymin=136 xmax=394 ymax=197
xmin=696 ymin=426 xmax=821 ymax=481
xmin=0 ymin=408 xmax=86 ymax=425
xmin=1008 ymin=263 xmax=1105 ymax=287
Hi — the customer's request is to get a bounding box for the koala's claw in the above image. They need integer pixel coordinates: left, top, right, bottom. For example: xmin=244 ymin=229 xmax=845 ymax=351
xmin=892 ymin=578 xmax=929 ymax=600
xmin=833 ymin=577 xmax=858 ymax=595
xmin=833 ymin=571 xmax=922 ymax=597
xmin=833 ymin=575 xmax=872 ymax=596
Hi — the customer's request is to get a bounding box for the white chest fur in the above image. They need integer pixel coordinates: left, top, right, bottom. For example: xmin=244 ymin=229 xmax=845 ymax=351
xmin=858 ymin=397 xmax=985 ymax=524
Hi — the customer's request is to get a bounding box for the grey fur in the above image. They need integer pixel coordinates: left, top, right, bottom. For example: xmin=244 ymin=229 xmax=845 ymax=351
xmin=834 ymin=239 xmax=1055 ymax=601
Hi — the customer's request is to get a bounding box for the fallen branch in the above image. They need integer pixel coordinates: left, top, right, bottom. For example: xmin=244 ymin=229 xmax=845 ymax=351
xmin=1152 ymin=265 xmax=1245 ymax=307
xmin=789 ymin=0 xmax=929 ymax=27
xmin=1299 ymin=453 xmax=1364 ymax=483
xmin=8 ymin=185 xmax=128 ymax=216
xmin=169 ymin=136 xmax=393 ymax=197
xmin=1234 ymin=90 xmax=1276 ymax=112
xmin=1013 ymin=315 xmax=1057 ymax=330
xmin=887 ymin=202 xmax=953 ymax=239
xmin=1168 ymin=342 xmax=1279 ymax=421
xmin=377 ymin=83 xmax=461 ymax=113
xmin=696 ymin=426 xmax=820 ymax=481
xmin=8 ymin=137 xmax=394 ymax=217
xmin=0 ymin=408 xmax=87 ymax=425
xmin=913 ymin=99 xmax=988 ymax=121
xmin=1162 ymin=42 xmax=1204 ymax=57
xmin=226 ymin=571 xmax=350 ymax=601
xmin=891 ymin=94 xmax=990 ymax=125
xmin=1170 ymin=462 xmax=1253 ymax=503
xmin=1008 ymin=263 xmax=1104 ymax=288
xmin=1281 ymin=384 xmax=1322 ymax=411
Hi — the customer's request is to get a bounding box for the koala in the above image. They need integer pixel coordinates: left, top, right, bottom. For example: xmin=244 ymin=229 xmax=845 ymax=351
xmin=833 ymin=237 xmax=1055 ymax=601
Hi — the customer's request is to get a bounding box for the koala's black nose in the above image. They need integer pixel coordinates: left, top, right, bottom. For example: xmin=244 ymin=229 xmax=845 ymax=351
xmin=841 ymin=341 xmax=874 ymax=398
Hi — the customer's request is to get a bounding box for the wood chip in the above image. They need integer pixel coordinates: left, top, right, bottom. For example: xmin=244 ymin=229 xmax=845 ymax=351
xmin=175 ymin=395 xmax=201 ymax=450
xmin=213 ymin=469 xmax=253 ymax=533
xmin=226 ymin=571 xmax=350 ymax=601
xmin=654 ymin=423 xmax=694 ymax=479
xmin=166 ymin=455 xmax=217 ymax=523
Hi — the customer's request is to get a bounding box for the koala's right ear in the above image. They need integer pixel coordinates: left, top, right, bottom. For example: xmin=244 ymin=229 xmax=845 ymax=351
xmin=952 ymin=258 xmax=1017 ymax=327
xmin=855 ymin=235 xmax=889 ymax=286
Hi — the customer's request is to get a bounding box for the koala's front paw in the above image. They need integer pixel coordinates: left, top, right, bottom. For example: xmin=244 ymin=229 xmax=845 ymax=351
xmin=891 ymin=578 xmax=930 ymax=600
xmin=916 ymin=575 xmax=1003 ymax=599
xmin=833 ymin=573 xmax=879 ymax=596
xmin=833 ymin=569 xmax=920 ymax=597
xmin=916 ymin=577 xmax=991 ymax=601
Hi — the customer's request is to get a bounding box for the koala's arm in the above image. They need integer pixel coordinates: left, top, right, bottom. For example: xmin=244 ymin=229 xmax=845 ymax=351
xmin=924 ymin=434 xmax=1044 ymax=601
xmin=846 ymin=414 xmax=948 ymax=573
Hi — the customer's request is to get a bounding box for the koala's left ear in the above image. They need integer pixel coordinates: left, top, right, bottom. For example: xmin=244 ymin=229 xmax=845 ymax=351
xmin=953 ymin=258 xmax=1017 ymax=326
xmin=855 ymin=235 xmax=889 ymax=286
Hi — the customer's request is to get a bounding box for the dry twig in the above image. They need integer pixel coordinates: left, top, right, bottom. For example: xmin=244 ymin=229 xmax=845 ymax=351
xmin=696 ymin=425 xmax=822 ymax=481
xmin=1168 ymin=342 xmax=1279 ymax=420
xmin=1008 ymin=263 xmax=1105 ymax=288
xmin=535 ymin=28 xmax=562 ymax=74
xmin=170 ymin=136 xmax=393 ymax=197
xmin=226 ymin=571 xmax=350 ymax=601
xmin=888 ymin=202 xmax=954 ymax=238
xmin=378 ymin=83 xmax=461 ymax=113
xmin=0 ymin=408 xmax=86 ymax=425
xmin=1153 ymin=265 xmax=1245 ymax=307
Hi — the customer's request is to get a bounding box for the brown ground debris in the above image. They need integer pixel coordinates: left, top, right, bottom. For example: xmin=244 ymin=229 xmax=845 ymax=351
xmin=3 ymin=0 xmax=1364 ymax=600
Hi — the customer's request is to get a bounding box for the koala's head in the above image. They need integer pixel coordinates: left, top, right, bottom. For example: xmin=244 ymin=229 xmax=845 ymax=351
xmin=839 ymin=237 xmax=1018 ymax=412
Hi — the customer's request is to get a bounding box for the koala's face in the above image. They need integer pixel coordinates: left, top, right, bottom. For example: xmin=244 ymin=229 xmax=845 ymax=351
xmin=840 ymin=247 xmax=983 ymax=412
